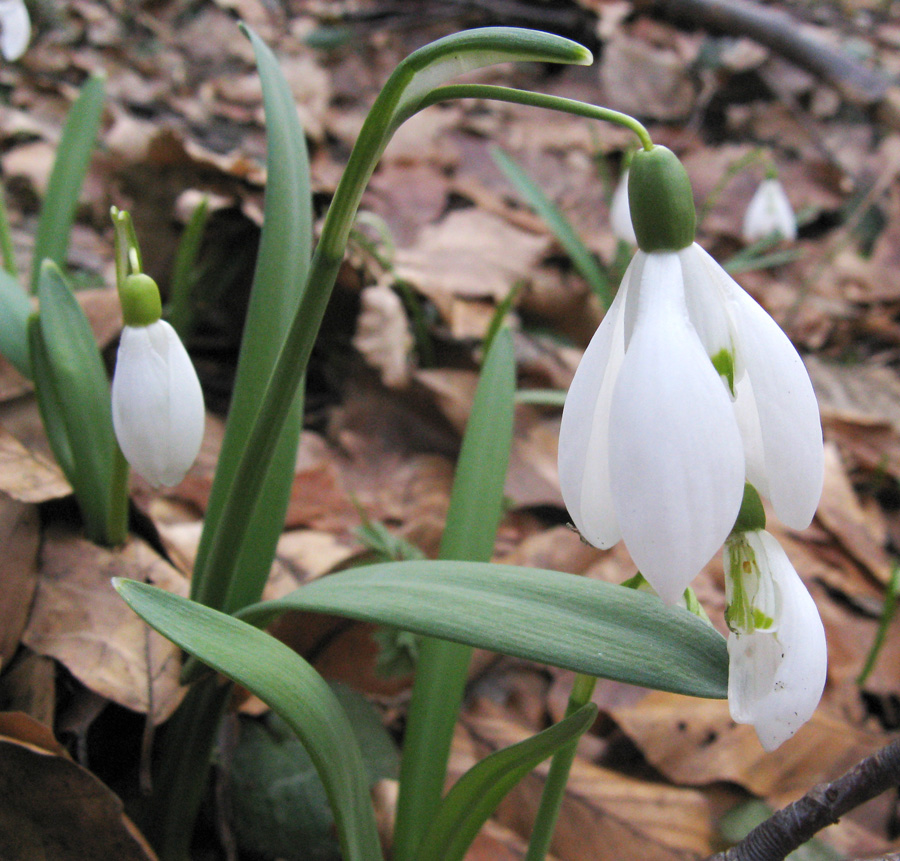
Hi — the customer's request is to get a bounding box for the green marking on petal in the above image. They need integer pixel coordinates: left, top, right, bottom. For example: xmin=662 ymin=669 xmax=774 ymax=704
xmin=711 ymin=347 xmax=735 ymax=396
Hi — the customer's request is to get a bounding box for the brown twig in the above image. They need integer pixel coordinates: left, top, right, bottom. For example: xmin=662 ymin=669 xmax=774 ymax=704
xmin=709 ymin=737 xmax=900 ymax=861
xmin=633 ymin=0 xmax=890 ymax=108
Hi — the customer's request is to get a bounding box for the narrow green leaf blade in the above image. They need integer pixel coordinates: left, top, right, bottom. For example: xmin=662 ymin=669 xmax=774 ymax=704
xmin=166 ymin=194 xmax=209 ymax=338
xmin=0 ymin=269 xmax=32 ymax=376
xmin=35 ymin=261 xmax=116 ymax=541
xmin=492 ymin=147 xmax=612 ymax=307
xmin=240 ymin=561 xmax=728 ymax=698
xmin=416 ymin=704 xmax=597 ymax=861
xmin=114 ymin=579 xmax=385 ymax=861
xmin=30 ymin=72 xmax=105 ymax=291
xmin=191 ymin=25 xmax=313 ymax=615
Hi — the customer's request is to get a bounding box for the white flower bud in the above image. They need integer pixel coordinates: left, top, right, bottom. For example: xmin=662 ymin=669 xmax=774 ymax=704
xmin=742 ymin=178 xmax=797 ymax=243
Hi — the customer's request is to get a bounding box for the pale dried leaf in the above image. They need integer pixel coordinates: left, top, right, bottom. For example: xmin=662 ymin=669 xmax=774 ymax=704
xmin=0 ymin=496 xmax=39 ymax=668
xmin=0 ymin=425 xmax=70 ymax=503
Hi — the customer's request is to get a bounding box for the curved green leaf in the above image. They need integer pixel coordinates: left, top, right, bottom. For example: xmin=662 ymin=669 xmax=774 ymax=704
xmin=0 ymin=268 xmax=32 ymax=376
xmin=416 ymin=704 xmax=597 ymax=861
xmin=240 ymin=561 xmax=728 ymax=699
xmin=30 ymin=72 xmax=105 ymax=291
xmin=114 ymin=578 xmax=384 ymax=861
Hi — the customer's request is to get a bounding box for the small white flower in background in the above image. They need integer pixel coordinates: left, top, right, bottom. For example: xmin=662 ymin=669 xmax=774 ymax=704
xmin=742 ymin=177 xmax=797 ymax=243
xmin=559 ymin=146 xmax=823 ymax=605
xmin=0 ymin=0 xmax=29 ymax=61
xmin=724 ymin=529 xmax=827 ymax=750
xmin=352 ymin=283 xmax=414 ymax=388
xmin=112 ymin=275 xmax=205 ymax=487
xmin=609 ymin=168 xmax=636 ymax=244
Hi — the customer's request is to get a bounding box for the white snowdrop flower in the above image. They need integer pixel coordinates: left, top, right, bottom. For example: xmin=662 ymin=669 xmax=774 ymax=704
xmin=352 ymin=283 xmax=414 ymax=388
xmin=559 ymin=146 xmax=823 ymax=604
xmin=742 ymin=177 xmax=797 ymax=243
xmin=111 ymin=274 xmax=205 ymax=487
xmin=0 ymin=0 xmax=29 ymax=61
xmin=724 ymin=529 xmax=827 ymax=750
xmin=610 ymin=168 xmax=636 ymax=244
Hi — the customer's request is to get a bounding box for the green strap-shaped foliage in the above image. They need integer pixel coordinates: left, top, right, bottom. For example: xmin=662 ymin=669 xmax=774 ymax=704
xmin=30 ymin=72 xmax=106 ymax=291
xmin=393 ymin=327 xmax=516 ymax=861
xmin=0 ymin=269 xmax=32 ymax=377
xmin=114 ymin=579 xmax=384 ymax=861
xmin=239 ymin=560 xmax=729 ymax=698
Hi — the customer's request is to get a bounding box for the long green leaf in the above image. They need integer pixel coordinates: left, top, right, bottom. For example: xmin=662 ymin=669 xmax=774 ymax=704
xmin=492 ymin=147 xmax=612 ymax=307
xmin=240 ymin=560 xmax=728 ymax=698
xmin=30 ymin=72 xmax=105 ymax=291
xmin=191 ymin=25 xmax=312 ymax=616
xmin=166 ymin=194 xmax=209 ymax=338
xmin=114 ymin=578 xmax=384 ymax=861
xmin=394 ymin=328 xmax=516 ymax=861
xmin=0 ymin=268 xmax=32 ymax=376
xmin=416 ymin=704 xmax=597 ymax=861
xmin=34 ymin=261 xmax=117 ymax=542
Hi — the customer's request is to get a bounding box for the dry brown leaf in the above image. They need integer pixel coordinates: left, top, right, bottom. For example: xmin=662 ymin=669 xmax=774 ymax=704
xmin=22 ymin=524 xmax=188 ymax=724
xmin=451 ymin=712 xmax=714 ymax=861
xmin=0 ymin=712 xmax=157 ymax=861
xmin=393 ymin=208 xmax=551 ymax=320
xmin=0 ymin=495 xmax=39 ymax=669
xmin=0 ymin=425 xmax=70 ymax=503
xmin=0 ymin=652 xmax=56 ymax=727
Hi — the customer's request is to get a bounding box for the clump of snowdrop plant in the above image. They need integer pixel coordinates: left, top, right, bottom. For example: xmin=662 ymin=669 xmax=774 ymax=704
xmin=742 ymin=174 xmax=797 ymax=243
xmin=0 ymin=0 xmax=29 ymax=61
xmin=558 ymin=143 xmax=825 ymax=746
xmin=111 ymin=272 xmax=205 ymax=487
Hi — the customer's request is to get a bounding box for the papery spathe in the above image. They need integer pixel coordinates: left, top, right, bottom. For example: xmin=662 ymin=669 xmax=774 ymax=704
xmin=610 ymin=169 xmax=636 ymax=244
xmin=742 ymin=178 xmax=797 ymax=243
xmin=112 ymin=320 xmax=205 ymax=487
xmin=558 ymin=243 xmax=823 ymax=603
xmin=725 ymin=529 xmax=827 ymax=750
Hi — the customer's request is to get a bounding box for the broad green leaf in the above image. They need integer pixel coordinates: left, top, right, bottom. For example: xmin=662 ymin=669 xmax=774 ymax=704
xmin=416 ymin=704 xmax=597 ymax=861
xmin=191 ymin=25 xmax=312 ymax=616
xmin=0 ymin=268 xmax=32 ymax=376
xmin=34 ymin=261 xmax=117 ymax=543
xmin=240 ymin=560 xmax=728 ymax=699
xmin=492 ymin=147 xmax=612 ymax=307
xmin=30 ymin=72 xmax=105 ymax=291
xmin=394 ymin=327 xmax=517 ymax=861
xmin=114 ymin=578 xmax=385 ymax=861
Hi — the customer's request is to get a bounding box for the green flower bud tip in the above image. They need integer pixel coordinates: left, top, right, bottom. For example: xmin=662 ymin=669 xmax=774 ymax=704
xmin=627 ymin=145 xmax=696 ymax=252
xmin=120 ymin=273 xmax=162 ymax=327
xmin=732 ymin=482 xmax=766 ymax=535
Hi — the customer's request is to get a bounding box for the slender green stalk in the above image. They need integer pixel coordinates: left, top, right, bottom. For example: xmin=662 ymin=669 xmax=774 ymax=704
xmin=525 ymin=673 xmax=597 ymax=861
xmin=419 ymin=85 xmax=653 ymax=151
xmin=0 ymin=189 xmax=18 ymax=277
xmin=106 ymin=443 xmax=130 ymax=545
xmin=857 ymin=562 xmax=900 ymax=686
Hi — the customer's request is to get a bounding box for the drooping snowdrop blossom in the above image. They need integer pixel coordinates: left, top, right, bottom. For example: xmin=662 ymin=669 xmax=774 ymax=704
xmin=742 ymin=176 xmax=797 ymax=243
xmin=0 ymin=0 xmax=29 ymax=61
xmin=609 ymin=168 xmax=636 ymax=244
xmin=724 ymin=527 xmax=826 ymax=750
xmin=559 ymin=145 xmax=823 ymax=605
xmin=111 ymin=273 xmax=205 ymax=487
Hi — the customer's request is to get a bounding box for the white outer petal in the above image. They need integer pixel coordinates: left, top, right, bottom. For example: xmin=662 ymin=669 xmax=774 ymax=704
xmin=609 ymin=170 xmax=636 ymax=244
xmin=112 ymin=320 xmax=205 ymax=487
xmin=608 ymin=252 xmax=745 ymax=604
xmin=0 ymin=0 xmax=29 ymax=61
xmin=727 ymin=531 xmax=827 ymax=750
xmin=742 ymin=179 xmax=797 ymax=243
xmin=558 ymin=255 xmax=642 ymax=547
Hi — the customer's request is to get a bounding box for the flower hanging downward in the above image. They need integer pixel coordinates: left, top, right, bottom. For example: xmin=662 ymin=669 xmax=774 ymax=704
xmin=742 ymin=176 xmax=797 ymax=243
xmin=0 ymin=0 xmax=29 ymax=61
xmin=724 ymin=527 xmax=826 ymax=750
xmin=559 ymin=146 xmax=823 ymax=604
xmin=111 ymin=274 xmax=205 ymax=487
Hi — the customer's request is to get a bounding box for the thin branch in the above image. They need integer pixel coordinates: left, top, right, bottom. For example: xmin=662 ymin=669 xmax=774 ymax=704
xmin=710 ymin=737 xmax=900 ymax=861
xmin=633 ymin=0 xmax=890 ymax=108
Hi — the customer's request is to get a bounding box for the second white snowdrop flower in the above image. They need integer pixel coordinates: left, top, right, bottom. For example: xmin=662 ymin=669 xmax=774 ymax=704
xmin=609 ymin=167 xmax=636 ymax=244
xmin=724 ymin=526 xmax=827 ymax=750
xmin=111 ymin=274 xmax=205 ymax=487
xmin=0 ymin=0 xmax=29 ymax=61
xmin=742 ymin=176 xmax=797 ymax=243
xmin=559 ymin=145 xmax=823 ymax=605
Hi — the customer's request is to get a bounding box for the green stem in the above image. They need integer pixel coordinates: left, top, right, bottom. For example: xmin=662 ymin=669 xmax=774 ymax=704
xmin=524 ymin=673 xmax=597 ymax=861
xmin=0 ymin=188 xmax=18 ymax=277
xmin=418 ymin=85 xmax=654 ymax=150
xmin=105 ymin=442 xmax=130 ymax=545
